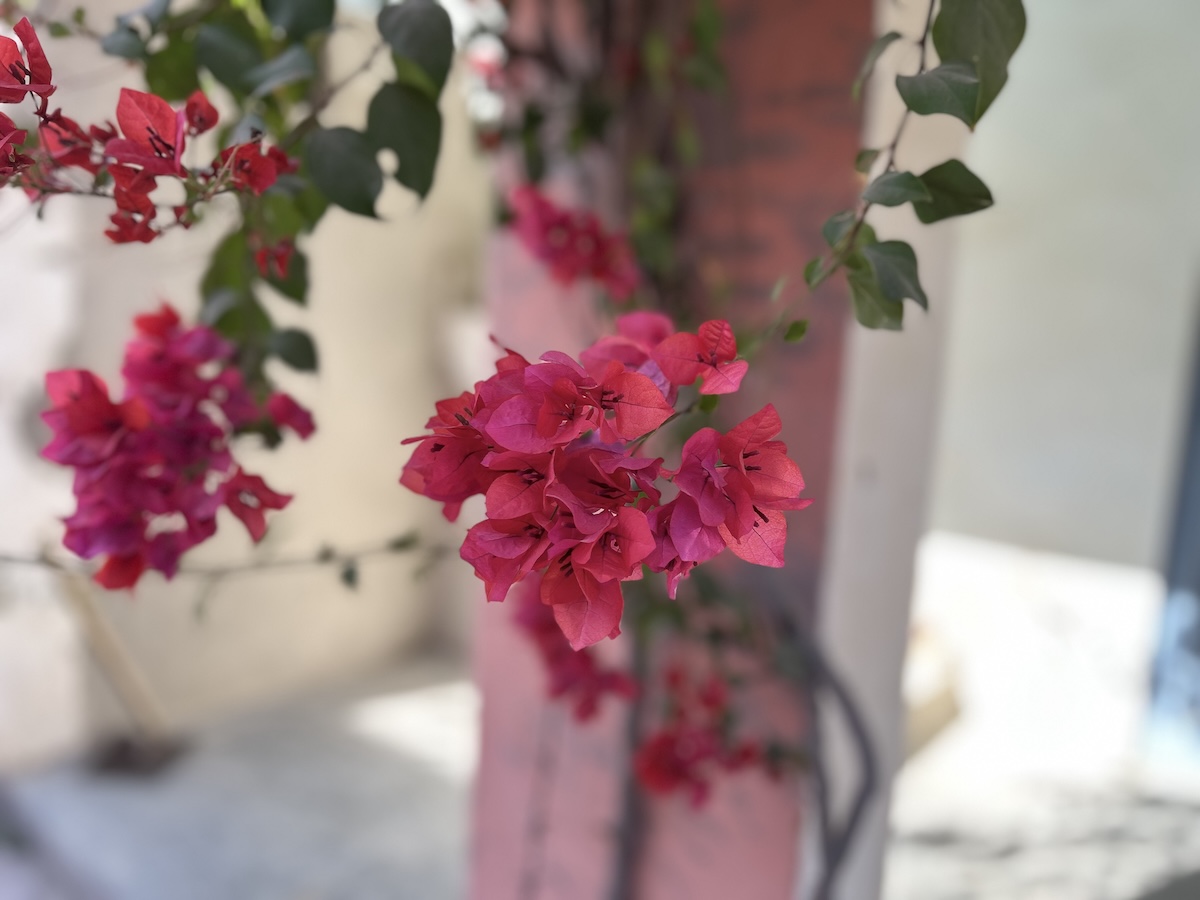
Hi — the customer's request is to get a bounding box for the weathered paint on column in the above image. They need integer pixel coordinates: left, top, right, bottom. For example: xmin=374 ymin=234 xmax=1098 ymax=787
xmin=470 ymin=1 xmax=871 ymax=896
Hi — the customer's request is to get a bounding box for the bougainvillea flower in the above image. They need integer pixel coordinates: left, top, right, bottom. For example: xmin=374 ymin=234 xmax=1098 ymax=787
xmin=184 ymin=90 xmax=218 ymax=135
xmin=224 ymin=468 xmax=292 ymax=542
xmin=38 ymin=114 xmax=96 ymax=173
xmin=514 ymin=577 xmax=636 ymax=721
xmin=266 ymin=392 xmax=315 ymax=439
xmin=652 ymin=319 xmax=749 ymax=395
xmin=0 ymin=19 xmax=54 ymax=104
xmin=509 ymin=185 xmax=641 ymax=301
xmin=401 ymin=319 xmax=807 ymax=651
xmin=218 ymin=142 xmax=289 ymax=195
xmin=540 ymin=558 xmax=626 ymax=650
xmin=42 ymin=304 xmax=303 ymax=589
xmin=41 ymin=370 xmax=148 ymax=467
xmin=255 ymin=238 xmax=294 ymax=280
xmin=106 ymin=88 xmax=186 ymax=176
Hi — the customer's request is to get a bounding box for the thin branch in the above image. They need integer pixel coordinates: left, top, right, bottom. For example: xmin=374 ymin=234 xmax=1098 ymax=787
xmin=812 ymin=0 xmax=939 ymax=281
xmin=518 ymin=704 xmax=566 ymax=900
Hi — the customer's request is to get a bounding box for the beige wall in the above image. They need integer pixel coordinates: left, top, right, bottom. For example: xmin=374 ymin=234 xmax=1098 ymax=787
xmin=0 ymin=7 xmax=490 ymax=751
xmin=929 ymin=0 xmax=1200 ymax=568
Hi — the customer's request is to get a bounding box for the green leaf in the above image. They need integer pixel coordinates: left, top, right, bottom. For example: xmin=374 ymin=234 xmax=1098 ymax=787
xmin=202 ymin=289 xmax=272 ymax=340
xmin=387 ymin=532 xmax=419 ymax=552
xmin=862 ymin=170 xmax=932 ymax=207
xmin=822 ymin=210 xmax=858 ymax=248
xmin=912 ymin=158 xmax=993 ymax=223
xmin=896 ymin=61 xmax=981 ymax=128
xmin=845 ymin=254 xmax=903 ymax=330
xmin=854 ymin=148 xmax=880 ymax=175
xmin=196 ymin=17 xmax=265 ymax=95
xmin=861 ymin=241 xmax=928 ymax=309
xmin=803 ymin=256 xmax=829 ymax=289
xmin=120 ymin=0 xmax=171 ymax=30
xmin=267 ymin=174 xmax=330 ymax=233
xmin=202 ymin=230 xmax=255 ymax=301
xmin=246 ymin=45 xmax=316 ymax=97
xmin=100 ymin=26 xmax=146 ymax=60
xmin=266 ymin=248 xmax=308 ymax=304
xmin=932 ymin=0 xmax=1026 ymax=121
xmin=367 ymin=82 xmax=442 ymax=199
xmin=47 ymin=22 xmax=71 ymax=38
xmin=698 ymin=395 xmax=720 ymax=414
xmin=270 ymin=328 xmax=318 ymax=371
xmin=852 ymin=31 xmax=902 ymax=100
xmin=377 ymin=0 xmax=454 ymax=99
xmin=144 ymin=33 xmax=199 ymax=101
xmin=263 ymin=0 xmax=335 ymax=40
xmin=305 ymin=127 xmax=383 ymax=218
xmin=339 ymin=560 xmax=359 ymax=590
xmin=784 ymin=320 xmax=809 ymax=342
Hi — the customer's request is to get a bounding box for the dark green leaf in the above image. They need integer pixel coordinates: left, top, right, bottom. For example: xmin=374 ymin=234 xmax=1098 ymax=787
xmin=387 ymin=532 xmax=419 ymax=552
xmin=339 ymin=560 xmax=359 ymax=590
xmin=144 ymin=34 xmax=199 ymax=101
xmin=377 ymin=0 xmax=454 ymax=99
xmin=270 ymin=328 xmax=318 ymax=371
xmin=854 ymin=148 xmax=880 ymax=175
xmin=845 ymin=254 xmax=903 ymax=330
xmin=912 ymin=158 xmax=994 ymax=223
xmin=367 ymin=82 xmax=442 ymax=199
xmin=47 ymin=22 xmax=71 ymax=38
xmin=932 ymin=0 xmax=1026 ymax=121
xmin=305 ymin=127 xmax=383 ymax=218
xmin=195 ymin=17 xmax=265 ymax=96
xmin=266 ymin=248 xmax=308 ymax=304
xmin=803 ymin=256 xmax=829 ymax=289
xmin=896 ymin=61 xmax=981 ymax=127
xmin=852 ymin=31 xmax=903 ymax=100
xmin=202 ymin=230 xmax=255 ymax=301
xmin=784 ymin=320 xmax=809 ymax=342
xmin=247 ymin=45 xmax=316 ymax=97
xmin=862 ymin=170 xmax=932 ymax=207
xmin=263 ymin=0 xmax=335 ymax=40
xmin=264 ymin=174 xmax=329 ymax=235
xmin=861 ymin=241 xmax=928 ymax=309
xmin=120 ymin=0 xmax=171 ymax=29
xmin=100 ymin=26 xmax=146 ymax=60
xmin=698 ymin=395 xmax=720 ymax=414
xmin=822 ymin=210 xmax=858 ymax=248
xmin=202 ymin=289 xmax=272 ymax=340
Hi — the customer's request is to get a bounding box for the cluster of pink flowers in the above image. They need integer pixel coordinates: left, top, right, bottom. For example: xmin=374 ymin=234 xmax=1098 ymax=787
xmin=634 ymin=665 xmax=763 ymax=806
xmin=400 ymin=312 xmax=809 ymax=650
xmin=509 ymin=185 xmax=640 ymax=301
xmin=514 ymin=576 xmax=637 ymax=721
xmin=41 ymin=305 xmax=314 ymax=589
xmin=0 ymin=19 xmax=295 ymax=244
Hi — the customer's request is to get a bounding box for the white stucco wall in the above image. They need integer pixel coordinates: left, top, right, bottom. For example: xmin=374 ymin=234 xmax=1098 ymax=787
xmin=929 ymin=0 xmax=1200 ymax=568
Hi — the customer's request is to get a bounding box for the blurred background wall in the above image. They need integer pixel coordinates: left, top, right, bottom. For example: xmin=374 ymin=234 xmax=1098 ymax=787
xmin=0 ymin=1 xmax=490 ymax=767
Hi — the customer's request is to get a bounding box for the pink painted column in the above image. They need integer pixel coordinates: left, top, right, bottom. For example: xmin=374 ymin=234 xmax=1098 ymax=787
xmin=470 ymin=2 xmax=871 ymax=898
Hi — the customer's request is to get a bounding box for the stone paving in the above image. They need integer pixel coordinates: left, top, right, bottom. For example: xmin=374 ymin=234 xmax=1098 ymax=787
xmin=0 ymin=666 xmax=475 ymax=900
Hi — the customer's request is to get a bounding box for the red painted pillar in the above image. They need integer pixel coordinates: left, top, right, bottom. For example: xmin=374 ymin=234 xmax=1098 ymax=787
xmin=470 ymin=1 xmax=872 ymax=897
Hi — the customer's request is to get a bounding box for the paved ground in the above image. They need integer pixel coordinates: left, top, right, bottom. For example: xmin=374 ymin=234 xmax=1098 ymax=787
xmin=0 ymin=665 xmax=476 ymax=900
xmin=885 ymin=534 xmax=1200 ymax=900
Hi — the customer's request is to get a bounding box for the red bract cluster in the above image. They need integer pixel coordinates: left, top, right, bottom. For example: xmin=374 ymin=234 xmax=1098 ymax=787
xmin=400 ymin=313 xmax=809 ymax=650
xmin=514 ymin=576 xmax=636 ymax=721
xmin=510 ymin=184 xmax=640 ymax=302
xmin=634 ymin=666 xmax=762 ymax=806
xmin=0 ymin=21 xmax=295 ymax=243
xmin=41 ymin=305 xmax=315 ymax=589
